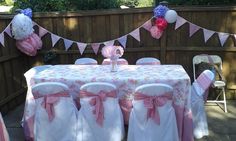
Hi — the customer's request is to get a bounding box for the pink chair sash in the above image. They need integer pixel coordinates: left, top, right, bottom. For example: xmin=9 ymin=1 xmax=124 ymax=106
xmin=134 ymin=92 xmax=172 ymax=125
xmin=34 ymin=91 xmax=70 ymax=121
xmin=0 ymin=115 xmax=8 ymax=141
xmin=80 ymin=90 xmax=117 ymax=126
xmin=196 ymin=73 xmax=212 ymax=91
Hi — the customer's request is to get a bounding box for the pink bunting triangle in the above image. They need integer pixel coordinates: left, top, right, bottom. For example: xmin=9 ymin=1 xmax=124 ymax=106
xmin=175 ymin=16 xmax=187 ymax=30
xmin=0 ymin=33 xmax=4 ymax=47
xmin=77 ymin=42 xmax=87 ymax=55
xmin=63 ymin=39 xmax=73 ymax=50
xmin=142 ymin=20 xmax=152 ymax=31
xmin=129 ymin=28 xmax=140 ymax=41
xmin=189 ymin=23 xmax=200 ymax=37
xmin=104 ymin=40 xmax=114 ymax=46
xmin=91 ymin=43 xmax=100 ymax=54
xmin=118 ymin=35 xmax=127 ymax=48
xmin=39 ymin=27 xmax=48 ymax=37
xmin=50 ymin=33 xmax=61 ymax=47
xmin=203 ymin=29 xmax=215 ymax=42
xmin=218 ymin=32 xmax=229 ymax=47
xmin=4 ymin=24 xmax=12 ymax=37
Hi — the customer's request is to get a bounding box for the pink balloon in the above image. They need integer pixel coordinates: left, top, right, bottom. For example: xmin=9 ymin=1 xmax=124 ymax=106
xmin=16 ymin=33 xmax=42 ymax=56
xmin=150 ymin=26 xmax=163 ymax=39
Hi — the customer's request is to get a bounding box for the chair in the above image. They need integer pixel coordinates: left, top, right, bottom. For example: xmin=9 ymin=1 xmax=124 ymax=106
xmin=23 ymin=65 xmax=52 ymax=140
xmin=0 ymin=113 xmax=10 ymax=141
xmin=191 ymin=70 xmax=215 ymax=139
xmin=136 ymin=57 xmax=161 ymax=65
xmin=32 ymin=82 xmax=77 ymax=141
xmin=193 ymin=54 xmax=227 ymax=112
xmin=128 ymin=83 xmax=179 ymax=141
xmin=78 ymin=82 xmax=124 ymax=141
xmin=74 ymin=57 xmax=98 ymax=65
xmin=101 ymin=58 xmax=128 ymax=65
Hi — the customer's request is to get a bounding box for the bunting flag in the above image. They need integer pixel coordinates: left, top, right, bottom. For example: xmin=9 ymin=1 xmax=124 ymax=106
xmin=118 ymin=35 xmax=128 ymax=48
xmin=4 ymin=24 xmax=12 ymax=37
xmin=50 ymin=33 xmax=61 ymax=47
xmin=77 ymin=42 xmax=87 ymax=55
xmin=38 ymin=26 xmax=48 ymax=37
xmin=234 ymin=34 xmax=236 ymax=41
xmin=175 ymin=16 xmax=187 ymax=30
xmin=218 ymin=32 xmax=230 ymax=47
xmin=129 ymin=28 xmax=140 ymax=41
xmin=142 ymin=20 xmax=152 ymax=31
xmin=0 ymin=33 xmax=4 ymax=47
xmin=91 ymin=43 xmax=100 ymax=54
xmin=104 ymin=40 xmax=114 ymax=46
xmin=63 ymin=38 xmax=73 ymax=50
xmin=189 ymin=23 xmax=200 ymax=37
xmin=203 ymin=29 xmax=215 ymax=43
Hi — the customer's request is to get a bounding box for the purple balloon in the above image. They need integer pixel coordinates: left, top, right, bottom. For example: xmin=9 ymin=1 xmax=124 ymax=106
xmin=153 ymin=5 xmax=169 ymax=18
xmin=20 ymin=8 xmax=32 ymax=18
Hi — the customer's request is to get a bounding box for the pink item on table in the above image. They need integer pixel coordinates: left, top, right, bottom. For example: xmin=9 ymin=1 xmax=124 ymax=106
xmin=102 ymin=58 xmax=128 ymax=65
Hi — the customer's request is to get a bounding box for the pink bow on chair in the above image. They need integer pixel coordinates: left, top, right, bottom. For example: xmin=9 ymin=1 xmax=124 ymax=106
xmin=134 ymin=92 xmax=172 ymax=125
xmin=80 ymin=90 xmax=117 ymax=126
xmin=34 ymin=92 xmax=70 ymax=121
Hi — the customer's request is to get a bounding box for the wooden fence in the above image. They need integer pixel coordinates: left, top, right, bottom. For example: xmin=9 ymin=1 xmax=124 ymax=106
xmin=1 ymin=6 xmax=236 ymax=113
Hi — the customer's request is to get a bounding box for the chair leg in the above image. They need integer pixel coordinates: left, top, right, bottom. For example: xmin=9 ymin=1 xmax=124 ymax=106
xmin=222 ymin=87 xmax=227 ymax=113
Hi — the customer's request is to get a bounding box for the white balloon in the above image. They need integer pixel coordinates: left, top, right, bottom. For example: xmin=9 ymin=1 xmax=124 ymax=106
xmin=164 ymin=10 xmax=178 ymax=23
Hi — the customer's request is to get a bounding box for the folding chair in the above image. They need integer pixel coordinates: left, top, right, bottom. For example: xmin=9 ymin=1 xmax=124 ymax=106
xmin=193 ymin=54 xmax=227 ymax=112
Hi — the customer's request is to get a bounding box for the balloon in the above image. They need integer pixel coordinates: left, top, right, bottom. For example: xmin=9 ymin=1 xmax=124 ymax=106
xmin=155 ymin=18 xmax=168 ymax=31
xmin=20 ymin=8 xmax=33 ymax=18
xmin=150 ymin=26 xmax=163 ymax=39
xmin=153 ymin=5 xmax=169 ymax=18
xmin=164 ymin=10 xmax=178 ymax=23
xmin=16 ymin=33 xmax=42 ymax=56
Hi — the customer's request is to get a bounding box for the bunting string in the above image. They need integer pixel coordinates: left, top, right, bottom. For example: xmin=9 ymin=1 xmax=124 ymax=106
xmin=0 ymin=15 xmax=236 ymax=54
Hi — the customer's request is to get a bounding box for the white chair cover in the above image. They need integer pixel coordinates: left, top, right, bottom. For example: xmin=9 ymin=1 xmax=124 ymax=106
xmin=23 ymin=65 xmax=52 ymax=140
xmin=78 ymin=82 xmax=124 ymax=141
xmin=136 ymin=57 xmax=161 ymax=65
xmin=191 ymin=70 xmax=215 ymax=139
xmin=74 ymin=58 xmax=98 ymax=65
xmin=128 ymin=83 xmax=179 ymax=141
xmin=0 ymin=113 xmax=9 ymax=141
xmin=102 ymin=58 xmax=128 ymax=65
xmin=32 ymin=82 xmax=77 ymax=141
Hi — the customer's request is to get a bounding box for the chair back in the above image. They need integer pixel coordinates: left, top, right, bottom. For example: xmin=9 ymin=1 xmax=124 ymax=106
xmin=31 ymin=82 xmax=77 ymax=141
xmin=0 ymin=113 xmax=9 ymax=141
xmin=128 ymin=83 xmax=179 ymax=141
xmin=193 ymin=54 xmax=222 ymax=80
xmin=136 ymin=57 xmax=161 ymax=65
xmin=192 ymin=70 xmax=215 ymax=97
xmin=78 ymin=82 xmax=124 ymax=141
xmin=74 ymin=58 xmax=98 ymax=65
xmin=32 ymin=82 xmax=69 ymax=96
xmin=101 ymin=58 xmax=128 ymax=65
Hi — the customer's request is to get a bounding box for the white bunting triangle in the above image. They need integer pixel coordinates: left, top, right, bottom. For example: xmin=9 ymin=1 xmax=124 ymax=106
xmin=77 ymin=42 xmax=87 ymax=55
xmin=203 ymin=29 xmax=215 ymax=42
xmin=63 ymin=39 xmax=73 ymax=50
xmin=218 ymin=32 xmax=229 ymax=47
xmin=0 ymin=33 xmax=4 ymax=47
xmin=50 ymin=33 xmax=61 ymax=47
xmin=175 ymin=16 xmax=187 ymax=30
xmin=129 ymin=28 xmax=140 ymax=41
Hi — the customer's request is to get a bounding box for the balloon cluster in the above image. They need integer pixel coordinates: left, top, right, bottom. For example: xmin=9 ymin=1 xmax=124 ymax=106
xmin=150 ymin=4 xmax=178 ymax=39
xmin=11 ymin=8 xmax=42 ymax=56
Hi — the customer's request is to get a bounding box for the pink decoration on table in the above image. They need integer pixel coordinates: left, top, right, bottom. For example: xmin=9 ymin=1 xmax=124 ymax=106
xmin=134 ymin=92 xmax=172 ymax=125
xmin=150 ymin=26 xmax=163 ymax=39
xmin=80 ymin=90 xmax=117 ymax=126
xmin=34 ymin=91 xmax=70 ymax=121
xmin=101 ymin=45 xmax=124 ymax=72
xmin=155 ymin=18 xmax=168 ymax=31
xmin=16 ymin=33 xmax=42 ymax=56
